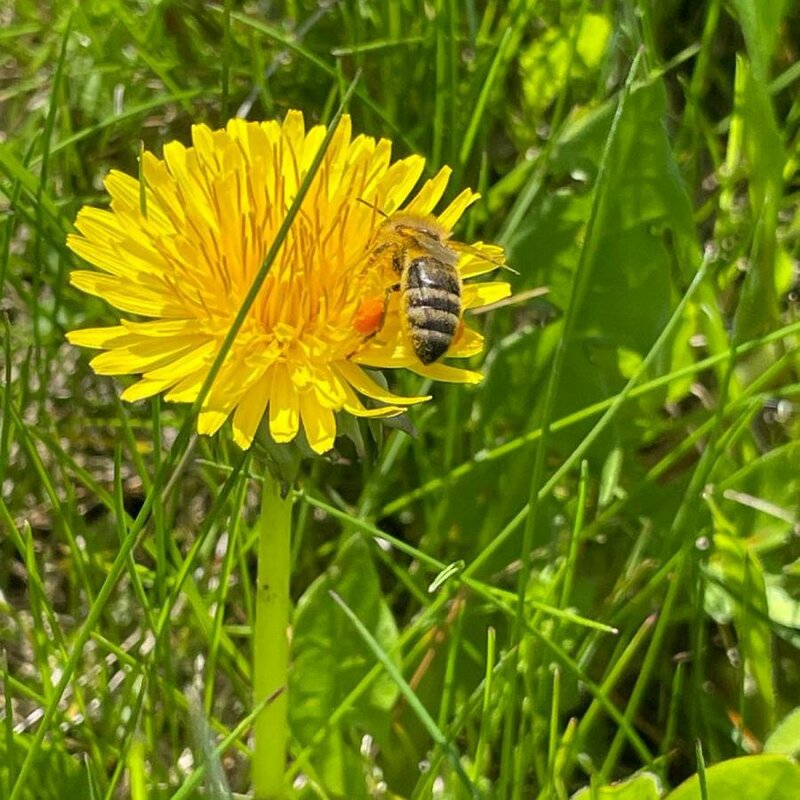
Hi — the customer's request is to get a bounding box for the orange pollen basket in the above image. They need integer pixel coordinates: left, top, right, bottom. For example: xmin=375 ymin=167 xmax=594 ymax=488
xmin=354 ymin=296 xmax=387 ymax=335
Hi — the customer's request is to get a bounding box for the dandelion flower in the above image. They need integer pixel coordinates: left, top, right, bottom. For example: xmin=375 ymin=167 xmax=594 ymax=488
xmin=67 ymin=112 xmax=510 ymax=453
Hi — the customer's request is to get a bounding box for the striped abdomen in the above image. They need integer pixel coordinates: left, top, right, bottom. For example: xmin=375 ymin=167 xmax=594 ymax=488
xmin=402 ymin=256 xmax=462 ymax=364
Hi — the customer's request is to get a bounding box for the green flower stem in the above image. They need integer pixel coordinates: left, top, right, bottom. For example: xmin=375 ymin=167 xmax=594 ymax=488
xmin=253 ymin=472 xmax=292 ymax=799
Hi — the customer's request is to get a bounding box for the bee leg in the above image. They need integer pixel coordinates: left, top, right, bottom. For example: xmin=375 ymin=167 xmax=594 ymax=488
xmin=348 ymin=283 xmax=401 ymax=359
xmin=362 ymin=283 xmax=399 ymax=340
xmin=367 ymin=241 xmax=394 ymax=268
xmin=377 ymin=282 xmax=401 ymax=331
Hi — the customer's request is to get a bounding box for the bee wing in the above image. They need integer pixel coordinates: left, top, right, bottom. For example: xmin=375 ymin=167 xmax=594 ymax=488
xmin=451 ymin=241 xmax=503 ymax=265
xmin=451 ymin=241 xmax=517 ymax=276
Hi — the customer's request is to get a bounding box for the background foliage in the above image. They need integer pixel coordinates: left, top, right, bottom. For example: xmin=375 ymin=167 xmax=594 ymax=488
xmin=2 ymin=0 xmax=800 ymax=798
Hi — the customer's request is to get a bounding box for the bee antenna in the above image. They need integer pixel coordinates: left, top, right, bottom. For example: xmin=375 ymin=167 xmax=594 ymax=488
xmin=356 ymin=197 xmax=390 ymax=219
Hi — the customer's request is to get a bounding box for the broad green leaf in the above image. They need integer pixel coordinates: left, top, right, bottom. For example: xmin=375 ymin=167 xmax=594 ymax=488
xmin=475 ymin=78 xmax=712 ymax=556
xmin=576 ymin=13 xmax=612 ymax=69
xmin=520 ymin=12 xmax=612 ymax=115
xmin=571 ymin=771 xmax=662 ymax=800
xmin=666 ymin=754 xmax=800 ymax=800
xmin=289 ymin=535 xmax=399 ymax=797
xmin=533 ymin=78 xmax=702 ymax=439
xmin=764 ymin=707 xmax=800 ymax=757
xmin=766 ymin=586 xmax=800 ymax=650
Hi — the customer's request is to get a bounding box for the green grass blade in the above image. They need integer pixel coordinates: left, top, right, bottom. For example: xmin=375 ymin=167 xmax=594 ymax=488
xmin=329 ymin=590 xmax=481 ymax=799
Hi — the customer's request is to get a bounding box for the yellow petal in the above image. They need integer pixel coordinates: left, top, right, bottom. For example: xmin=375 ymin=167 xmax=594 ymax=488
xmin=193 ymin=352 xmax=244 ymax=431
xmin=72 ymin=206 xmax=123 ymax=239
xmin=281 ymin=109 xmax=305 ymax=140
xmin=67 ymin=326 xmax=128 ymax=349
xmin=447 ymin=326 xmax=484 ymax=358
xmin=325 ymin=115 xmax=353 ymax=171
xmin=353 ymin=322 xmax=413 ymax=365
xmin=191 ymin=123 xmax=218 ymax=163
xmin=69 ymin=224 xmax=171 ymax=279
xmin=346 ymin=403 xmax=404 ymax=419
xmin=121 ymin=376 xmax=178 ymax=402
xmin=336 ymin=361 xmax=429 ymax=406
xmin=358 ymin=138 xmax=392 ymax=200
xmin=163 ymin=366 xmax=207 ymax=402
xmin=437 ymin=189 xmax=480 ymax=230
xmin=232 ymin=372 xmax=270 ymax=449
xmin=377 ymin=155 xmax=426 ymax=213
xmin=104 ymin=170 xmax=142 ymax=209
xmin=120 ymin=318 xmax=203 ymax=338
xmin=339 ymin=378 xmax=404 ymax=418
xmin=67 ymin=236 xmax=119 ymax=276
xmin=308 ymin=363 xmax=347 ymax=408
xmin=299 ymin=390 xmax=336 ymax=454
xmin=200 ymin=355 xmax=264 ymax=421
xmin=463 ymin=281 xmax=512 ymax=310
xmin=90 ymin=337 xmax=204 ymax=376
xmin=269 ymin=363 xmax=300 ymax=443
xmin=403 ymin=166 xmax=451 ymax=215
xmin=459 ymin=243 xmax=507 ymax=278
xmin=302 ymin=124 xmax=328 ymax=173
xmin=141 ymin=340 xmax=214 ymax=380
xmin=198 ymin=409 xmax=230 ymax=437
xmin=408 ymin=362 xmax=483 ymax=384
xmin=281 ymin=111 xmax=305 ymax=201
xmin=70 ymin=271 xmax=185 ymax=317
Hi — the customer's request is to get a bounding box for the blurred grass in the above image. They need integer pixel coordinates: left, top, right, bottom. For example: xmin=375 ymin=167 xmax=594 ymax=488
xmin=2 ymin=1 xmax=800 ymax=798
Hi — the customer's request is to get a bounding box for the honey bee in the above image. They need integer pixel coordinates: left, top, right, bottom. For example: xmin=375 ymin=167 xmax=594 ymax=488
xmin=359 ymin=213 xmax=465 ymax=365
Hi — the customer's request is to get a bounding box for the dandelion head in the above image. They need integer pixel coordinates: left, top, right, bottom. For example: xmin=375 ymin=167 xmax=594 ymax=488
xmin=67 ymin=112 xmax=510 ymax=454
